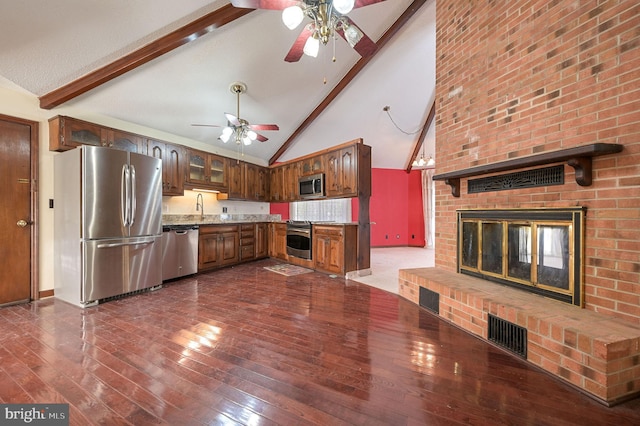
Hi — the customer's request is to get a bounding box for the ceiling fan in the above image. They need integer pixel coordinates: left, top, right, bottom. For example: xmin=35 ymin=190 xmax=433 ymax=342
xmin=230 ymin=0 xmax=385 ymax=62
xmin=192 ymin=82 xmax=279 ymax=145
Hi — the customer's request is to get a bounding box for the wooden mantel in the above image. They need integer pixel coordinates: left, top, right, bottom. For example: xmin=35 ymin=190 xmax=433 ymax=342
xmin=433 ymin=143 xmax=623 ymax=197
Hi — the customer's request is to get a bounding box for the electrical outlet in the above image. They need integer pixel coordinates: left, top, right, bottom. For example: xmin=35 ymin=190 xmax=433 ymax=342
xmin=49 ymin=199 xmax=54 ymax=208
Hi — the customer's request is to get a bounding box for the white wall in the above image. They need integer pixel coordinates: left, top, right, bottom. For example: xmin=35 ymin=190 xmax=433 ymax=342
xmin=0 ymin=81 xmax=268 ymax=293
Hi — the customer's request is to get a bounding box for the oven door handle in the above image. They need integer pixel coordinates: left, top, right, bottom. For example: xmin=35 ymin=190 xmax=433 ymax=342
xmin=287 ymin=229 xmax=311 ymax=238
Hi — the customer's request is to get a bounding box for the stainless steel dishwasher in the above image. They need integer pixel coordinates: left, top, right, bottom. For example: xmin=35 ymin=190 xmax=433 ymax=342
xmin=161 ymin=225 xmax=199 ymax=281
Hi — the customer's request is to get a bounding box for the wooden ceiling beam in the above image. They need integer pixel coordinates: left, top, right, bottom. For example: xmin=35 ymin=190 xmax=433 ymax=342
xmin=405 ymin=100 xmax=436 ymax=173
xmin=269 ymin=0 xmax=429 ymax=165
xmin=39 ymin=4 xmax=253 ymax=110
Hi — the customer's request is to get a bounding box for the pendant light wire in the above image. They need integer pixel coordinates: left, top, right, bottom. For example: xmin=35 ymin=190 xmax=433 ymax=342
xmin=383 ymin=106 xmax=425 ymax=135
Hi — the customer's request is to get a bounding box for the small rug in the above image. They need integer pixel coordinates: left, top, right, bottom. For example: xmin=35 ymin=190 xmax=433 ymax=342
xmin=264 ymin=264 xmax=313 ymax=277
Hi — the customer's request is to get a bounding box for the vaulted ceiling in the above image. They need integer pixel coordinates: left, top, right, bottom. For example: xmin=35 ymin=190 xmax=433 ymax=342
xmin=0 ymin=0 xmax=436 ymax=169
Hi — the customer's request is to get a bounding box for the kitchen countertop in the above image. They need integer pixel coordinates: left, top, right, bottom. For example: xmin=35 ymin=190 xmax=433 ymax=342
xmin=162 ymin=214 xmax=281 ymax=226
xmin=162 ymin=214 xmax=357 ymax=227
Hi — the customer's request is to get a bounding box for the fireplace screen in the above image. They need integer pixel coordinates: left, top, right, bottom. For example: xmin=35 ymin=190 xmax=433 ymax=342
xmin=458 ymin=208 xmax=584 ymax=306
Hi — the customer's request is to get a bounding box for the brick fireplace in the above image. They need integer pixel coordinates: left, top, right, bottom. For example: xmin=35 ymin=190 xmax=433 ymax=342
xmin=399 ymin=0 xmax=640 ymax=406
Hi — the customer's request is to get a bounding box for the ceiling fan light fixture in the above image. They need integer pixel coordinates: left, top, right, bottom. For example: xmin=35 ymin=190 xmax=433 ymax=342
xmin=303 ymin=35 xmax=320 ymax=57
xmin=220 ymin=126 xmax=233 ymax=143
xmin=333 ymin=0 xmax=355 ymax=15
xmin=242 ymin=135 xmax=252 ymax=145
xmin=282 ymin=5 xmax=304 ymax=30
xmin=247 ymin=130 xmax=257 ymax=141
xmin=343 ymin=24 xmax=362 ymax=48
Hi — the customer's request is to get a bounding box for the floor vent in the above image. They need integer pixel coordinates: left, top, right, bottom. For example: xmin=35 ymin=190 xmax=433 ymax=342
xmin=419 ymin=287 xmax=439 ymax=314
xmin=488 ymin=314 xmax=527 ymax=358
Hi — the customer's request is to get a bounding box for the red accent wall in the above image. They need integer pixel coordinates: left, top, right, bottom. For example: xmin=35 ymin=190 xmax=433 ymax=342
xmin=269 ymin=203 xmax=289 ymax=220
xmin=370 ymin=168 xmax=424 ymax=247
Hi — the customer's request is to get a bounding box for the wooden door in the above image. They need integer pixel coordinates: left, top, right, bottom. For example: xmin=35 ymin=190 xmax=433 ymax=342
xmin=0 ymin=115 xmax=36 ymax=305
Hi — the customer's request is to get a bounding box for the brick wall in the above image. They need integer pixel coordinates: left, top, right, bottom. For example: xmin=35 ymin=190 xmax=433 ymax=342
xmin=434 ymin=0 xmax=640 ymax=324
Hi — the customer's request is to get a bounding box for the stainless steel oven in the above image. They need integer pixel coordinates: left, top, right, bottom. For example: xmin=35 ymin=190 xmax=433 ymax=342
xmin=286 ymin=220 xmax=312 ymax=260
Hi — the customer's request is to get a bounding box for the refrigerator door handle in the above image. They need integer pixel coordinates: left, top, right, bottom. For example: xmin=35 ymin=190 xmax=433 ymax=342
xmin=121 ymin=164 xmax=129 ymax=227
xmin=97 ymin=239 xmax=156 ymax=249
xmin=130 ymin=164 xmax=137 ymax=226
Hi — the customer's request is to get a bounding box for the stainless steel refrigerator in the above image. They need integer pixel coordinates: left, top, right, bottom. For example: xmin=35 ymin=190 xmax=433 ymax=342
xmin=54 ymin=146 xmax=163 ymax=307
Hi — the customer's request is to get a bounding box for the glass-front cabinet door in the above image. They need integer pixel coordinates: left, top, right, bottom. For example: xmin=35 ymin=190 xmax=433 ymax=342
xmin=208 ymin=155 xmax=226 ymax=186
xmin=186 ymin=149 xmax=227 ymax=190
xmin=188 ymin=151 xmax=207 ymax=185
xmin=62 ymin=117 xmax=106 ymax=149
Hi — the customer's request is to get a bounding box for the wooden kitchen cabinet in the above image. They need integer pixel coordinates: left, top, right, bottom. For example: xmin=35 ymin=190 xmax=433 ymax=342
xmin=185 ymin=149 xmax=227 ymax=191
xmin=239 ymin=223 xmax=255 ymax=261
xmin=227 ymin=159 xmax=245 ymax=199
xmin=282 ymin=162 xmax=299 ymax=201
xmin=313 ymin=224 xmax=358 ymax=275
xmin=255 ymin=223 xmax=268 ymax=259
xmin=326 ymin=145 xmax=357 ymax=198
xmin=269 ymin=166 xmax=285 ymax=202
xmin=49 ymin=116 xmax=145 ymax=153
xmin=148 ymin=139 xmax=185 ymax=196
xmin=269 ymin=223 xmax=288 ymax=260
xmin=300 ymin=155 xmax=324 ymax=175
xmin=245 ymin=163 xmax=270 ymax=201
xmin=198 ymin=224 xmax=239 ymax=271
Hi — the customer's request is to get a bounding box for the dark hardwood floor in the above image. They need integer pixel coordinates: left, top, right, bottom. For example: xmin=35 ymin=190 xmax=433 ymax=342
xmin=1 ymin=258 xmax=639 ymax=425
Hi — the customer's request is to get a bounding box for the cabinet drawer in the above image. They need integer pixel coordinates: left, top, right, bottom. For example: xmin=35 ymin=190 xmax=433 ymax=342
xmin=200 ymin=225 xmax=238 ymax=235
xmin=240 ymin=237 xmax=254 ymax=247
xmin=313 ymin=225 xmax=344 ymax=237
xmin=240 ymin=244 xmax=255 ymax=260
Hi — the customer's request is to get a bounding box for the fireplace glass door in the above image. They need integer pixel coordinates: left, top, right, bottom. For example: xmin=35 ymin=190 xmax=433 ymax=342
xmin=457 ymin=208 xmax=584 ymax=306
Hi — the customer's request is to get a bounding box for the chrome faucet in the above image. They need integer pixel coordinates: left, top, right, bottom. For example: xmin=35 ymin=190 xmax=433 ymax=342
xmin=196 ymin=192 xmax=204 ymax=221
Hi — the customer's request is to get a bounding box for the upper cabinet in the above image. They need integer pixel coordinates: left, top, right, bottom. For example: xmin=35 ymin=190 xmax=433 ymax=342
xmin=148 ymin=140 xmax=185 ymax=196
xmin=245 ymin=162 xmax=270 ymax=202
xmin=185 ymin=149 xmax=228 ymax=192
xmin=227 ymin=159 xmax=245 ymax=199
xmin=326 ymin=145 xmax=357 ymax=198
xmin=269 ymin=166 xmax=285 ymax=202
xmin=300 ymin=155 xmax=324 ymax=176
xmin=269 ymin=140 xmax=370 ymax=202
xmin=49 ymin=116 xmax=145 ymax=154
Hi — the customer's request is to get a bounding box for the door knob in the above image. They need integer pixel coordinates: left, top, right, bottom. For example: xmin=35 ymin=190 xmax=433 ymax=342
xmin=17 ymin=219 xmax=29 ymax=227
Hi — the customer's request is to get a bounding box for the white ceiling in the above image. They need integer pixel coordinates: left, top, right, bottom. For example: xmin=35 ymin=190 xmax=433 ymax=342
xmin=0 ymin=0 xmax=436 ymax=168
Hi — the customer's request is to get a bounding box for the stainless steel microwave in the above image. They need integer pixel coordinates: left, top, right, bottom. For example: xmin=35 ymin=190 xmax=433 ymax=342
xmin=299 ymin=173 xmax=324 ymax=199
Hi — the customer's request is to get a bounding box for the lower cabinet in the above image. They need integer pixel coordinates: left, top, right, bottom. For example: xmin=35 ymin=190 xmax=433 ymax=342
xmin=269 ymin=223 xmax=288 ymax=260
xmin=313 ymin=224 xmax=358 ymax=275
xmin=255 ymin=223 xmax=268 ymax=259
xmin=239 ymin=223 xmax=256 ymax=261
xmin=198 ymin=225 xmax=239 ymax=271
xmin=198 ymin=223 xmax=270 ymax=272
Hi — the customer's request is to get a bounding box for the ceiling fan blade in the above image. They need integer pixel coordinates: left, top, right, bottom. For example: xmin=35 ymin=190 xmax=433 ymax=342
xmin=353 ymin=0 xmax=387 ymax=9
xmin=191 ymin=124 xmax=222 ymax=127
xmin=230 ymin=0 xmax=297 ymax=10
xmin=254 ymin=132 xmax=269 ymax=142
xmin=249 ymin=123 xmax=279 ymax=131
xmin=285 ymin=25 xmax=314 ymax=62
xmin=336 ymin=18 xmax=377 ymax=57
xmin=224 ymin=113 xmax=241 ymax=126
